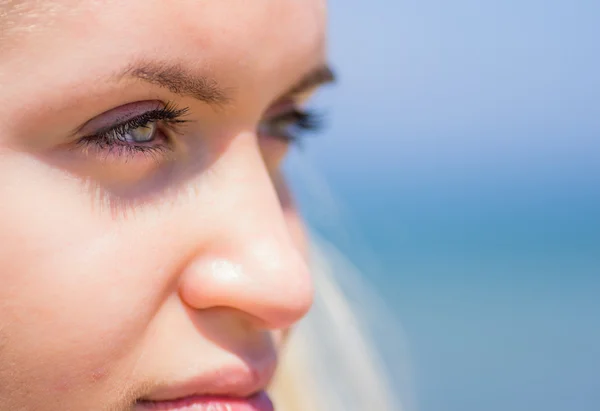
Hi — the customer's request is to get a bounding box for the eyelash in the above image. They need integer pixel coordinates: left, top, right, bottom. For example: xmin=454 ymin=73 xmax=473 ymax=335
xmin=76 ymin=104 xmax=323 ymax=161
xmin=76 ymin=103 xmax=189 ymax=160
xmin=261 ymin=108 xmax=323 ymax=144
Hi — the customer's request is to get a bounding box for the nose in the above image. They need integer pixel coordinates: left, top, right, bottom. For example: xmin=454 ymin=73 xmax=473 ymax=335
xmin=177 ymin=138 xmax=314 ymax=330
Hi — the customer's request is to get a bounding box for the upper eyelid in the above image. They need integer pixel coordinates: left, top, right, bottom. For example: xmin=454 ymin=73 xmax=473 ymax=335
xmin=75 ymin=101 xmax=164 ymax=136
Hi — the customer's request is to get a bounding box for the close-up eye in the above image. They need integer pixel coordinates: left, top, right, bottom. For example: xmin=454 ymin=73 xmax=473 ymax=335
xmin=259 ymin=101 xmax=324 ymax=144
xmin=75 ymin=102 xmax=189 ymax=161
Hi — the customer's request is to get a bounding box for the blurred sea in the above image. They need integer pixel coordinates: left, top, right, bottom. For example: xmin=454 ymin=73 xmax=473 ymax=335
xmin=287 ymin=165 xmax=600 ymax=411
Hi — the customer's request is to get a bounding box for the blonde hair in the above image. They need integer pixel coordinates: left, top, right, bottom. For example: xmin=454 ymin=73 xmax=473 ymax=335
xmin=269 ymin=234 xmax=413 ymax=411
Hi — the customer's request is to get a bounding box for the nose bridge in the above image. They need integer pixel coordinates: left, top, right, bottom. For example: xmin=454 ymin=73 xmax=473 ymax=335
xmin=213 ymin=138 xmax=296 ymax=258
xmin=178 ymin=138 xmax=314 ymax=329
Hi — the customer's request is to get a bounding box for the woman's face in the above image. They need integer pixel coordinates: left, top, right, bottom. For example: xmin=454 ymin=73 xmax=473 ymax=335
xmin=0 ymin=1 xmax=329 ymax=409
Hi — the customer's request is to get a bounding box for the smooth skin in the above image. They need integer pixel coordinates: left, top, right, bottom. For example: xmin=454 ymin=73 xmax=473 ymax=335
xmin=0 ymin=1 xmax=328 ymax=409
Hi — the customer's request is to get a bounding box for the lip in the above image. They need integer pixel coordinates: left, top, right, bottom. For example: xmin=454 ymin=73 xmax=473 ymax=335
xmin=136 ymin=359 xmax=277 ymax=411
xmin=136 ymin=391 xmax=274 ymax=411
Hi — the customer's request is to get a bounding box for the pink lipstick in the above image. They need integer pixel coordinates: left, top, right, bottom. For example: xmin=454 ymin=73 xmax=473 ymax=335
xmin=136 ymin=391 xmax=274 ymax=411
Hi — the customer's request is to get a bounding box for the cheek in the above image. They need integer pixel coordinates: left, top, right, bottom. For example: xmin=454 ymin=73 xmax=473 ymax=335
xmin=0 ymin=155 xmax=168 ymax=399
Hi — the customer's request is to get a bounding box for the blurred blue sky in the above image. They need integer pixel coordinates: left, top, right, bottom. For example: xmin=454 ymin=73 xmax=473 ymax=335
xmin=285 ymin=1 xmax=600 ymax=411
xmin=301 ymin=0 xmax=599 ymax=184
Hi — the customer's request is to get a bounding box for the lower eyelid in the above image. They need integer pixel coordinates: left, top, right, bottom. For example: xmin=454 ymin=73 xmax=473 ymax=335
xmin=74 ymin=127 xmax=173 ymax=163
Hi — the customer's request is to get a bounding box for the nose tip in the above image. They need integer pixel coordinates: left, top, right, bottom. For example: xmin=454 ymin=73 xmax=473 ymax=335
xmin=179 ymin=237 xmax=314 ymax=330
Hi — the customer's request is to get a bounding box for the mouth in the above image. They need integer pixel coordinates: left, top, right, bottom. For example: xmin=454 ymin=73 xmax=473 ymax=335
xmin=135 ymin=391 xmax=274 ymax=411
xmin=134 ymin=358 xmax=277 ymax=411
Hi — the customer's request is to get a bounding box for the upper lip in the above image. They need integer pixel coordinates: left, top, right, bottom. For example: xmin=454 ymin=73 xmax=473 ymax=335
xmin=139 ymin=357 xmax=278 ymax=402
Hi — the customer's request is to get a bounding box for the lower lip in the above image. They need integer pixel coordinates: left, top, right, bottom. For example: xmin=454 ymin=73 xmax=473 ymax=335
xmin=136 ymin=391 xmax=274 ymax=411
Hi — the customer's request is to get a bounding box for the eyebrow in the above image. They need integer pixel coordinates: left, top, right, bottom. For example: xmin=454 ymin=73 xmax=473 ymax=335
xmin=120 ymin=61 xmax=231 ymax=105
xmin=286 ymin=64 xmax=336 ymax=96
xmin=117 ymin=61 xmax=335 ymax=106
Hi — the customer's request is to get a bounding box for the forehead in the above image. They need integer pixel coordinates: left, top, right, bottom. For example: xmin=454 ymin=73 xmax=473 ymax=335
xmin=0 ymin=0 xmax=327 ymax=129
xmin=2 ymin=0 xmax=326 ymax=47
xmin=1 ymin=0 xmax=327 ymax=83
